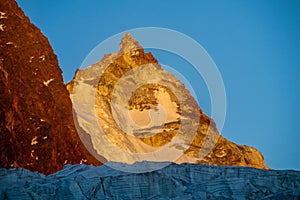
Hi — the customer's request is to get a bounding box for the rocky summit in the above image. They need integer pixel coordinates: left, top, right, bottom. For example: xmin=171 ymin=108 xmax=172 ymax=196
xmin=68 ymin=33 xmax=268 ymax=169
xmin=1 ymin=0 xmax=267 ymax=174
xmin=0 ymin=162 xmax=299 ymax=199
xmin=0 ymin=0 xmax=101 ymax=175
xmin=0 ymin=1 xmax=299 ymax=199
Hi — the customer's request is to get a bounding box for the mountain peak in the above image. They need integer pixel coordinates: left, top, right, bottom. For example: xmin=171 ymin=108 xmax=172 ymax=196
xmin=67 ymin=33 xmax=268 ymax=170
xmin=120 ymin=32 xmax=142 ymax=52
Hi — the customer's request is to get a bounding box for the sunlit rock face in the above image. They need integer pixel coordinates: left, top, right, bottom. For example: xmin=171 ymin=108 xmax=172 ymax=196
xmin=0 ymin=0 xmax=101 ymax=175
xmin=1 ymin=162 xmax=299 ymax=199
xmin=68 ymin=33 xmax=268 ymax=169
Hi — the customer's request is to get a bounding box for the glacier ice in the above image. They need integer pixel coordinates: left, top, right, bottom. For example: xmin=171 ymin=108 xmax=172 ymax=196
xmin=0 ymin=162 xmax=299 ymax=199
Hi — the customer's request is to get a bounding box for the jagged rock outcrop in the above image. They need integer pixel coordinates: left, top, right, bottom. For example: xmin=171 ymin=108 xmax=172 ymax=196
xmin=1 ymin=162 xmax=299 ymax=199
xmin=0 ymin=0 xmax=101 ymax=175
xmin=68 ymin=33 xmax=268 ymax=169
xmin=0 ymin=0 xmax=267 ymax=174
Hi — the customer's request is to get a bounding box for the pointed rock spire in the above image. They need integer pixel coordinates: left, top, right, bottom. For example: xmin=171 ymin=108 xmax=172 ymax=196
xmin=120 ymin=32 xmax=142 ymax=53
xmin=67 ymin=30 xmax=268 ymax=170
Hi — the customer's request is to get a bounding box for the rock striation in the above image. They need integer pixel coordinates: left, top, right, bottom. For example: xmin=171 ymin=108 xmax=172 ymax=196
xmin=0 ymin=0 xmax=101 ymax=175
xmin=1 ymin=162 xmax=299 ymax=199
xmin=68 ymin=33 xmax=268 ymax=169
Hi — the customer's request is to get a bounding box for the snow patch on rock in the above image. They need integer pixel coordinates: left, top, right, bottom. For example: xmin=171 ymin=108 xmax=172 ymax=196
xmin=31 ymin=136 xmax=38 ymax=145
xmin=0 ymin=24 xmax=4 ymax=31
xmin=43 ymin=78 xmax=54 ymax=87
xmin=0 ymin=11 xmax=7 ymax=19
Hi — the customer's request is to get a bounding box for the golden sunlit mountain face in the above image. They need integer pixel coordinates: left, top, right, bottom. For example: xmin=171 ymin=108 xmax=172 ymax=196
xmin=68 ymin=33 xmax=268 ymax=169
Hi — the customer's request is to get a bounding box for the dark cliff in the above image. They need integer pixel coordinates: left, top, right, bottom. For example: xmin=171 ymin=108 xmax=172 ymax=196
xmin=0 ymin=0 xmax=101 ymax=175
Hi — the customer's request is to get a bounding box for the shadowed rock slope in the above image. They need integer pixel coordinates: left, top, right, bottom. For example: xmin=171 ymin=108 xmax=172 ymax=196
xmin=67 ymin=33 xmax=268 ymax=169
xmin=0 ymin=0 xmax=101 ymax=175
xmin=1 ymin=162 xmax=299 ymax=199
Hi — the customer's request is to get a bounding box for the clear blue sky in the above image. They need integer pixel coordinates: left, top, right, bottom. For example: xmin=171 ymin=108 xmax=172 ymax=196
xmin=16 ymin=0 xmax=300 ymax=170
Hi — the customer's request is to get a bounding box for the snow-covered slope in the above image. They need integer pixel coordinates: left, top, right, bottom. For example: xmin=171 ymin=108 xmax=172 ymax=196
xmin=1 ymin=162 xmax=299 ymax=199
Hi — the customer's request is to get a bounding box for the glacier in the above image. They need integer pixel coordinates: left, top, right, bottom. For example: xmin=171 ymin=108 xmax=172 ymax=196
xmin=1 ymin=162 xmax=300 ymax=199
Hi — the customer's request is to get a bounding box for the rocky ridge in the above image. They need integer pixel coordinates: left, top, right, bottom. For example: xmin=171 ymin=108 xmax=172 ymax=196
xmin=0 ymin=0 xmax=101 ymax=175
xmin=0 ymin=0 xmax=267 ymax=174
xmin=68 ymin=33 xmax=268 ymax=169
